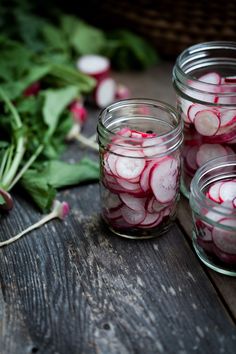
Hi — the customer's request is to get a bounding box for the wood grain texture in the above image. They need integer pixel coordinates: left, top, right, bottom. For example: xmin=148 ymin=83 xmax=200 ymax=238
xmin=0 ymin=62 xmax=236 ymax=354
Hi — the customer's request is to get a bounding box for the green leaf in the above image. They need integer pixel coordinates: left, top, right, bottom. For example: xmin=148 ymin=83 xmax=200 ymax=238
xmin=71 ymin=24 xmax=106 ymax=55
xmin=42 ymin=85 xmax=79 ymax=136
xmin=42 ymin=24 xmax=68 ymax=52
xmin=0 ymin=195 xmax=5 ymax=205
xmin=20 ymin=157 xmax=99 ymax=211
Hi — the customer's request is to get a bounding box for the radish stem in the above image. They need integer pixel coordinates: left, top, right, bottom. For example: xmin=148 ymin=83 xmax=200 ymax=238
xmin=76 ymin=134 xmax=99 ymax=151
xmin=0 ymin=200 xmax=70 ymax=247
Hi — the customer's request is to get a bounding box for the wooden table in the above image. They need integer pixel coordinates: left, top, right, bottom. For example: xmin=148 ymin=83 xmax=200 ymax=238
xmin=1 ymin=62 xmax=236 ymax=354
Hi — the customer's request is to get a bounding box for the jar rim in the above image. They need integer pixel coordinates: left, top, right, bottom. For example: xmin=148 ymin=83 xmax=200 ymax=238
xmin=98 ymin=98 xmax=183 ymax=143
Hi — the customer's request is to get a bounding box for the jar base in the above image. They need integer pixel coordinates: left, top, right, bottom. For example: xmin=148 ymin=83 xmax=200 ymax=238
xmin=105 ymin=221 xmax=173 ymax=240
xmin=192 ymin=232 xmax=236 ymax=277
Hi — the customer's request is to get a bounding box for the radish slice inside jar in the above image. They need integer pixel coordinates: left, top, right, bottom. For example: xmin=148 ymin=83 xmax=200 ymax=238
xmin=194 ymin=110 xmax=220 ymax=136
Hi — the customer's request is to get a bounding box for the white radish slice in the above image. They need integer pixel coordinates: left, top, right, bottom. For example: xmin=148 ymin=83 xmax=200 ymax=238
xmin=233 ymin=198 xmax=236 ymax=208
xmin=142 ymin=137 xmax=167 ymax=157
xmin=107 ymin=152 xmax=119 ymax=176
xmin=194 ymin=110 xmax=220 ymax=136
xmin=95 ymin=78 xmax=116 ymax=108
xmin=77 ymin=54 xmax=110 ymax=80
xmin=219 ymin=181 xmax=236 ymax=202
xmin=196 ymin=144 xmax=228 ymax=167
xmin=198 ymin=72 xmax=221 ymax=85
xmin=220 ymin=110 xmax=236 ymax=127
xmin=138 ymin=212 xmax=162 ymax=227
xmin=212 ymin=218 xmax=236 ymax=254
xmin=187 ymin=104 xmax=207 ymax=123
xmin=104 ymin=191 xmax=122 ymax=210
xmin=208 ymin=181 xmax=223 ymax=203
xmin=119 ymin=193 xmax=146 ymax=211
xmin=121 ymin=205 xmax=146 ymax=225
xmin=116 ymin=178 xmax=141 ymax=191
xmin=150 ymin=157 xmax=179 ymax=203
xmin=115 ymin=150 xmax=145 ymax=180
xmin=117 ymin=127 xmax=132 ymax=137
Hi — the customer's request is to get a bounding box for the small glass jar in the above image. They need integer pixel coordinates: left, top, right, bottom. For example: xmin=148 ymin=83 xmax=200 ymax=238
xmin=173 ymin=41 xmax=236 ymax=198
xmin=97 ymin=99 xmax=183 ymax=239
xmin=190 ymin=155 xmax=236 ymax=276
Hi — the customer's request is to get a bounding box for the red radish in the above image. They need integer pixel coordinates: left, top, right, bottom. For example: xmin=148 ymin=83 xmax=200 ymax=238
xmin=142 ymin=137 xmax=167 ymax=157
xmin=23 ymin=81 xmax=41 ymax=96
xmin=208 ymin=181 xmax=223 ymax=203
xmin=116 ymin=177 xmax=141 ymax=191
xmin=150 ymin=157 xmax=179 ymax=203
xmin=219 ymin=180 xmax=236 ymax=202
xmin=187 ymin=104 xmax=207 ymax=123
xmin=194 ymin=110 xmax=220 ymax=136
xmin=121 ymin=205 xmax=146 ymax=225
xmin=77 ymin=54 xmax=110 ymax=81
xmin=95 ymin=77 xmax=116 ymax=108
xmin=69 ymin=100 xmax=87 ymax=124
xmin=220 ymin=110 xmax=236 ymax=127
xmin=116 ymin=127 xmax=132 ymax=137
xmin=140 ymin=160 xmax=156 ymax=192
xmin=119 ymin=193 xmax=146 ymax=211
xmin=115 ymin=150 xmax=145 ymax=180
xmin=115 ymin=84 xmax=130 ymax=100
xmin=212 ymin=218 xmax=236 ymax=254
xmin=233 ymin=198 xmax=236 ymax=208
xmin=224 ymin=76 xmax=236 ymax=83
xmin=196 ymin=144 xmax=228 ymax=167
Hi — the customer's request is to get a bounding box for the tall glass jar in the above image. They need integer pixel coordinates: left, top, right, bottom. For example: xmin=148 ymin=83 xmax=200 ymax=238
xmin=173 ymin=41 xmax=236 ymax=198
xmin=190 ymin=155 xmax=236 ymax=276
xmin=97 ymin=99 xmax=183 ymax=239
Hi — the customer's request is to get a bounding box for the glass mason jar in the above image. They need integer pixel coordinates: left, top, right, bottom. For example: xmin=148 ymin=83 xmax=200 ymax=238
xmin=173 ymin=41 xmax=236 ymax=198
xmin=97 ymin=99 xmax=183 ymax=239
xmin=190 ymin=155 xmax=236 ymax=276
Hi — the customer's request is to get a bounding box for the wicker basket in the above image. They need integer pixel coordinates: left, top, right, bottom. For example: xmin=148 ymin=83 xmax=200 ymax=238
xmin=80 ymin=0 xmax=236 ymax=58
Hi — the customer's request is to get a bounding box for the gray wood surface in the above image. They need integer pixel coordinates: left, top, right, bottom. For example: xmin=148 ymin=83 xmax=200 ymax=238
xmin=0 ymin=63 xmax=236 ymax=354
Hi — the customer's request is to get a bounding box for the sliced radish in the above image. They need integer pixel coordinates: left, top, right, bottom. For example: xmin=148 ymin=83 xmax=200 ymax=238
xmin=115 ymin=150 xmax=145 ymax=180
xmin=121 ymin=205 xmax=146 ymax=225
xmin=233 ymin=198 xmax=236 ymax=208
xmin=213 ymin=245 xmax=236 ymax=265
xmin=187 ymin=104 xmax=207 ymax=123
xmin=115 ymin=84 xmax=130 ymax=100
xmin=119 ymin=193 xmax=146 ymax=211
xmin=95 ymin=77 xmax=116 ymax=108
xmin=140 ymin=160 xmax=156 ymax=192
xmin=105 ymin=207 xmax=122 ymax=220
xmin=212 ymin=218 xmax=236 ymax=254
xmin=196 ymin=144 xmax=228 ymax=167
xmin=198 ymin=72 xmax=221 ymax=85
xmin=116 ymin=177 xmax=141 ymax=191
xmin=208 ymin=181 xmax=223 ymax=203
xmin=185 ymin=145 xmax=199 ymax=172
xmin=220 ymin=110 xmax=236 ymax=127
xmin=219 ymin=181 xmax=236 ymax=202
xmin=138 ymin=211 xmax=162 ymax=227
xmin=224 ymin=76 xmax=236 ymax=83
xmin=150 ymin=157 xmax=179 ymax=203
xmin=194 ymin=110 xmax=220 ymax=136
xmin=142 ymin=137 xmax=167 ymax=157
xmin=104 ymin=191 xmax=122 ymax=210
xmin=77 ymin=54 xmax=110 ymax=81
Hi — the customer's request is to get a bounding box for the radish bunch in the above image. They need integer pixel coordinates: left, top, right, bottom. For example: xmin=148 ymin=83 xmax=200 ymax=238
xmin=100 ymin=128 xmax=181 ymax=235
xmin=180 ymin=71 xmax=236 ymax=191
xmin=194 ymin=179 xmax=236 ymax=265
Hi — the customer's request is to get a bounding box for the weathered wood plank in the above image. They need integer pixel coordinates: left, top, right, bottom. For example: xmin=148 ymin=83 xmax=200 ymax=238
xmin=1 ymin=183 xmax=236 ymax=353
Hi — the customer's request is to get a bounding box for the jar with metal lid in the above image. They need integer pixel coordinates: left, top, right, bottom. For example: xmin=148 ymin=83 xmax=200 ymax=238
xmin=173 ymin=41 xmax=236 ymax=198
xmin=97 ymin=99 xmax=183 ymax=239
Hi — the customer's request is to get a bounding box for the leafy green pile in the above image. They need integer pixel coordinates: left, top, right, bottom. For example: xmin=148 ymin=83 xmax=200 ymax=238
xmin=0 ymin=9 xmax=158 ymax=213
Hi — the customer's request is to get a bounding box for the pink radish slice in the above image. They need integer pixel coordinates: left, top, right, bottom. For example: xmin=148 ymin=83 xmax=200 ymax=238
xmin=121 ymin=205 xmax=146 ymax=225
xmin=208 ymin=181 xmax=223 ymax=203
xmin=194 ymin=110 xmax=220 ymax=136
xmin=107 ymin=152 xmax=119 ymax=176
xmin=142 ymin=138 xmax=167 ymax=157
xmin=116 ymin=127 xmax=132 ymax=137
xmin=187 ymin=104 xmax=207 ymax=123
xmin=196 ymin=144 xmax=228 ymax=167
xmin=212 ymin=218 xmax=236 ymax=254
xmin=119 ymin=193 xmax=146 ymax=211
xmin=77 ymin=54 xmax=110 ymax=81
xmin=115 ymin=150 xmax=145 ymax=180
xmin=224 ymin=76 xmax=236 ymax=83
xmin=219 ymin=181 xmax=236 ymax=202
xmin=116 ymin=177 xmax=141 ymax=191
xmin=104 ymin=191 xmax=122 ymax=209
xmin=204 ymin=204 xmax=232 ymax=224
xmin=140 ymin=161 xmax=156 ymax=192
xmin=150 ymin=157 xmax=179 ymax=203
xmin=220 ymin=110 xmax=236 ymax=127
xmin=197 ymin=237 xmax=214 ymax=253
xmin=233 ymin=198 xmax=236 ymax=208
xmin=95 ymin=77 xmax=116 ymax=108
